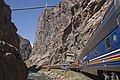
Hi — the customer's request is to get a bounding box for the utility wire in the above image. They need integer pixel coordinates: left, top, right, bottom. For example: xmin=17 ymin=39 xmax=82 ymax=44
xmin=12 ymin=6 xmax=56 ymax=11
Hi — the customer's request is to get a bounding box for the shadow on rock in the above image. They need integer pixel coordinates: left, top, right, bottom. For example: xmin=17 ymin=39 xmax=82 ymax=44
xmin=28 ymin=65 xmax=40 ymax=73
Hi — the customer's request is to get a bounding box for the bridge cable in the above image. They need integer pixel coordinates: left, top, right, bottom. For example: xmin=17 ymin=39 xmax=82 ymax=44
xmin=12 ymin=6 xmax=56 ymax=11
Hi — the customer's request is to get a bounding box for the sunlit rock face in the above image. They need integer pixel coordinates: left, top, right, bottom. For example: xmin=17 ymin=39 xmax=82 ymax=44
xmin=29 ymin=0 xmax=112 ymax=66
xmin=0 ymin=0 xmax=28 ymax=80
xmin=18 ymin=34 xmax=32 ymax=61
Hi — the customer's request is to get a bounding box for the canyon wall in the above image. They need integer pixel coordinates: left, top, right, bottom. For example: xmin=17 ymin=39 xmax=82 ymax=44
xmin=0 ymin=0 xmax=28 ymax=80
xmin=18 ymin=34 xmax=32 ymax=61
xmin=29 ymin=0 xmax=112 ymax=66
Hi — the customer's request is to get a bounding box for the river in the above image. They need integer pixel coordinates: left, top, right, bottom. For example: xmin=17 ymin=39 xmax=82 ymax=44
xmin=27 ymin=72 xmax=52 ymax=80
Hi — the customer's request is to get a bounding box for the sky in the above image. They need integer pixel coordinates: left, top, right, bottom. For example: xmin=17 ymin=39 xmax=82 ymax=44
xmin=4 ymin=0 xmax=62 ymax=46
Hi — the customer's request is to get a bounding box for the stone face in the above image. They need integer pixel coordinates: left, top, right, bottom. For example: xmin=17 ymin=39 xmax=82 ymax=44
xmin=18 ymin=34 xmax=32 ymax=61
xmin=0 ymin=0 xmax=19 ymax=48
xmin=0 ymin=0 xmax=28 ymax=80
xmin=29 ymin=0 xmax=112 ymax=66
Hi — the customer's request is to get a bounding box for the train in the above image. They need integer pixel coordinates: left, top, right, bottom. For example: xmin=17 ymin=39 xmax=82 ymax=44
xmin=39 ymin=0 xmax=120 ymax=79
xmin=76 ymin=0 xmax=120 ymax=80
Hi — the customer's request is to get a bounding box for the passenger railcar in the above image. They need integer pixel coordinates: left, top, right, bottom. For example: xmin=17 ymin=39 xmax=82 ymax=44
xmin=79 ymin=0 xmax=120 ymax=79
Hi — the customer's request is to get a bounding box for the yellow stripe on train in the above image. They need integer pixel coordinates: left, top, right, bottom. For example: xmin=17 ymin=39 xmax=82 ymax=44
xmin=107 ymin=56 xmax=120 ymax=62
xmin=89 ymin=56 xmax=120 ymax=65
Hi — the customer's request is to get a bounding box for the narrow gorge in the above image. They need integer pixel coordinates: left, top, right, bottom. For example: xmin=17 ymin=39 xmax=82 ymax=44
xmin=0 ymin=0 xmax=114 ymax=80
xmin=28 ymin=0 xmax=112 ymax=67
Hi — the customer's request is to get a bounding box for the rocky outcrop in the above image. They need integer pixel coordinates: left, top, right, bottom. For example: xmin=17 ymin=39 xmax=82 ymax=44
xmin=18 ymin=34 xmax=32 ymax=61
xmin=0 ymin=0 xmax=28 ymax=80
xmin=28 ymin=0 xmax=112 ymax=66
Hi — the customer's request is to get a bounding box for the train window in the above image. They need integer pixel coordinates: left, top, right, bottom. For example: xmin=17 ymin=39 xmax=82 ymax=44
xmin=94 ymin=48 xmax=98 ymax=56
xmin=105 ymin=37 xmax=111 ymax=50
xmin=117 ymin=14 xmax=120 ymax=24
xmin=113 ymin=34 xmax=117 ymax=42
xmin=86 ymin=61 xmax=89 ymax=65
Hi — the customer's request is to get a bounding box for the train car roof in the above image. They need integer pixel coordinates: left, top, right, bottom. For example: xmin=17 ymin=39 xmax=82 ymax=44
xmin=79 ymin=0 xmax=120 ymax=59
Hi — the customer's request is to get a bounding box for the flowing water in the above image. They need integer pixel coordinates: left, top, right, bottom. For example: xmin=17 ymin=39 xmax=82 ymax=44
xmin=27 ymin=72 xmax=52 ymax=80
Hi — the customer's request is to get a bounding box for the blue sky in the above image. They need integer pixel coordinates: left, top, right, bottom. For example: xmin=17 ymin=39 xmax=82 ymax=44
xmin=4 ymin=0 xmax=62 ymax=46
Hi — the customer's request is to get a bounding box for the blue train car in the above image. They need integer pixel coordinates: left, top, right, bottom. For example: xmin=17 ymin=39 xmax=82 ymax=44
xmin=79 ymin=0 xmax=120 ymax=79
xmin=60 ymin=64 xmax=69 ymax=70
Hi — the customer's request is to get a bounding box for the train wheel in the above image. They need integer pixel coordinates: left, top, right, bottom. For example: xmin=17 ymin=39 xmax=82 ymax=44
xmin=111 ymin=72 xmax=119 ymax=80
xmin=103 ymin=72 xmax=111 ymax=80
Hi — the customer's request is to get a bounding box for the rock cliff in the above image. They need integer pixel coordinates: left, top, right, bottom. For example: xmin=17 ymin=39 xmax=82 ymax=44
xmin=18 ymin=34 xmax=32 ymax=61
xmin=29 ymin=0 xmax=112 ymax=66
xmin=0 ymin=0 xmax=28 ymax=80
